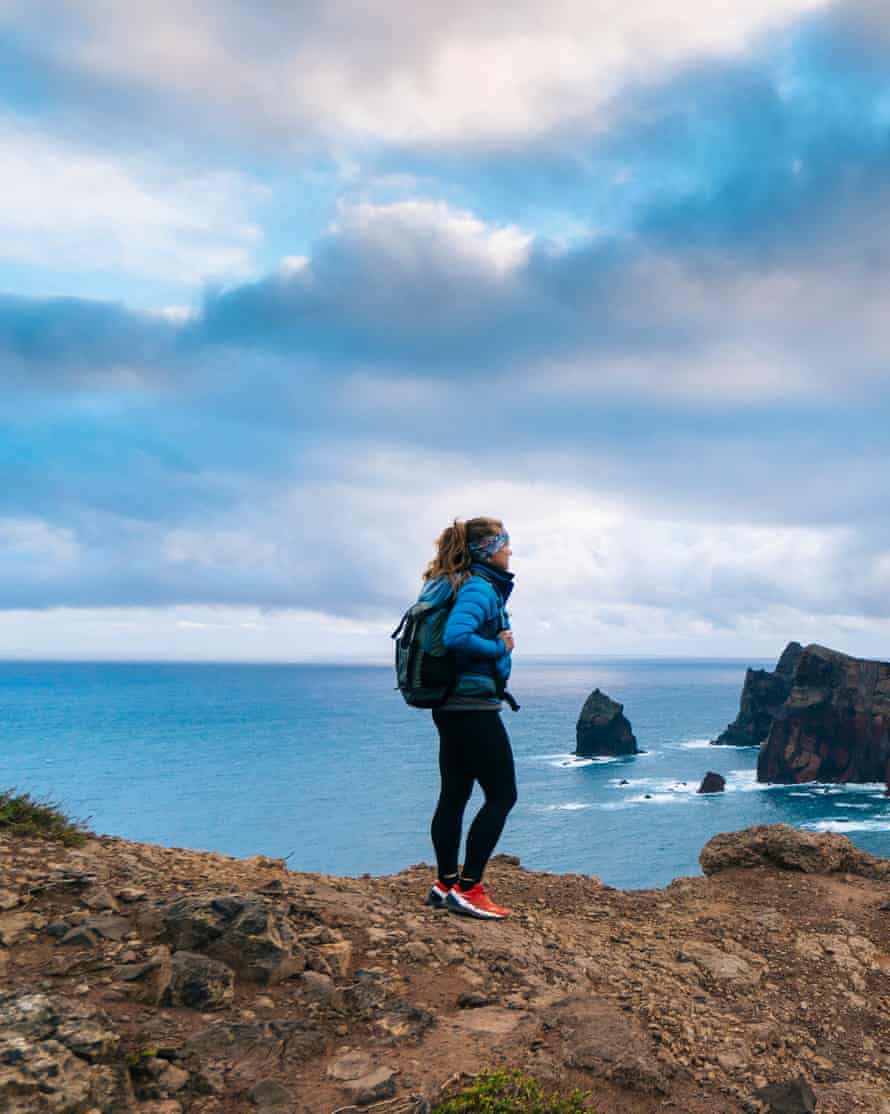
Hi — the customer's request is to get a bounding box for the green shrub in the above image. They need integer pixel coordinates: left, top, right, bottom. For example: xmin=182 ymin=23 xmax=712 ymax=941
xmin=0 ymin=789 xmax=88 ymax=846
xmin=432 ymin=1069 xmax=593 ymax=1113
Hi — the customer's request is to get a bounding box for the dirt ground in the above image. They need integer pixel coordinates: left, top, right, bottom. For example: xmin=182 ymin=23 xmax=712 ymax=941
xmin=5 ymin=824 xmax=890 ymax=1112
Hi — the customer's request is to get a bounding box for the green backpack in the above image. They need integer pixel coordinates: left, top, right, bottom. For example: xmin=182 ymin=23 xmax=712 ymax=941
xmin=391 ymin=588 xmax=456 ymax=708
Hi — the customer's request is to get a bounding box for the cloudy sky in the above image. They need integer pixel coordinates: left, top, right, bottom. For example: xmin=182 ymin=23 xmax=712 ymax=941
xmin=4 ymin=0 xmax=890 ymax=661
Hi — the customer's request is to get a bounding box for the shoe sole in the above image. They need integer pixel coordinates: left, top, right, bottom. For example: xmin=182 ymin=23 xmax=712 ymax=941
xmin=425 ymin=888 xmax=448 ymax=909
xmin=445 ymin=891 xmax=507 ymax=920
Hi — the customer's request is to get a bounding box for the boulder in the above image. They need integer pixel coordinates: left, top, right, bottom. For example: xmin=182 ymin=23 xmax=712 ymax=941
xmin=712 ymin=642 xmax=802 ymax=747
xmin=113 ymin=945 xmax=173 ymax=1005
xmin=575 ymin=689 xmax=637 ymax=757
xmin=697 ymin=771 xmax=726 ymax=794
xmin=752 ymin=1075 xmax=817 ymax=1113
xmin=327 ymin=1052 xmax=398 ymax=1104
xmin=0 ymin=911 xmax=45 ymax=946
xmin=163 ymin=951 xmax=235 ymax=1010
xmin=756 ymin=644 xmax=890 ymax=783
xmin=700 ymin=823 xmax=890 ymax=879
xmin=160 ymin=893 xmax=306 ymax=984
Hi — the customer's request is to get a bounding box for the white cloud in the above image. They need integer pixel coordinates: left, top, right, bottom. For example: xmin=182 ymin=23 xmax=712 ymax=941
xmin=3 ymin=451 xmax=890 ymax=659
xmin=330 ymin=201 xmax=531 ymax=275
xmin=0 ymin=518 xmax=79 ymax=563
xmin=10 ymin=0 xmax=830 ymax=146
xmin=0 ymin=116 xmax=263 ymax=285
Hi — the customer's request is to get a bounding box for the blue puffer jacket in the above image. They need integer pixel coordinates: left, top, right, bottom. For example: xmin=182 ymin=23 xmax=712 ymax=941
xmin=419 ymin=561 xmax=514 ymax=701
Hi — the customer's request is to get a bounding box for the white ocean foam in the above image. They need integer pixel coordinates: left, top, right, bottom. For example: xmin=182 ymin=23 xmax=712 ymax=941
xmin=802 ymin=818 xmax=890 ymax=833
xmin=725 ymin=770 xmax=788 ymax=792
xmin=833 ymin=801 xmax=870 ymax=809
xmin=531 ymin=753 xmax=622 ymax=768
xmin=610 ymin=776 xmax=697 ymax=795
xmin=783 ymin=781 xmax=885 ymax=794
xmin=628 ymin=792 xmax=681 ymax=804
xmin=677 ymin=738 xmax=713 ymax=750
xmin=548 ymin=755 xmax=620 ymax=769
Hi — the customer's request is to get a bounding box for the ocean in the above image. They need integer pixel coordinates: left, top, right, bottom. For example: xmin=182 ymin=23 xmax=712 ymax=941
xmin=3 ymin=658 xmax=888 ymax=890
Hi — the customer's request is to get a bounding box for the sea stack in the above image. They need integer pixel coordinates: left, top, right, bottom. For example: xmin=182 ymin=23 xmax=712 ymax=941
xmin=757 ymin=644 xmax=890 ymax=783
xmin=712 ymin=641 xmax=803 ymax=747
xmin=697 ymin=772 xmax=726 ymax=794
xmin=575 ymin=688 xmax=638 ymax=757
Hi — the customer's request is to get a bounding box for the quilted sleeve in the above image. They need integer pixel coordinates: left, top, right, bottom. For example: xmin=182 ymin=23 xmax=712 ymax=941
xmin=443 ymin=579 xmax=506 ymax=659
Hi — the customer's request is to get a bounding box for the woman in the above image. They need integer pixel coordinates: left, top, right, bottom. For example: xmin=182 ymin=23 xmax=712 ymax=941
xmin=419 ymin=517 xmax=518 ymax=920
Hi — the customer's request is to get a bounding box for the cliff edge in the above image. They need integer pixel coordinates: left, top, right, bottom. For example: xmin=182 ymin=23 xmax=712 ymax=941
xmin=4 ymin=824 xmax=890 ymax=1113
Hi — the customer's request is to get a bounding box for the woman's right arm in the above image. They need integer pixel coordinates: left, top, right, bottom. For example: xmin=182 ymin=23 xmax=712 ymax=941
xmin=443 ymin=580 xmax=506 ymax=659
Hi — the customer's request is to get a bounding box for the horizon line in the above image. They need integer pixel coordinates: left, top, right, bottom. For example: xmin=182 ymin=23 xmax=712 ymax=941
xmin=0 ymin=653 xmax=774 ymax=666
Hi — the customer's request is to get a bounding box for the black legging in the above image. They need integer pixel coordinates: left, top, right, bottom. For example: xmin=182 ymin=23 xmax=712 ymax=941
xmin=430 ymin=710 xmax=518 ymax=884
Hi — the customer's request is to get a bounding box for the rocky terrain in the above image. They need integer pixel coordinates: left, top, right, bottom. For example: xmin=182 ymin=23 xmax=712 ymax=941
xmin=712 ymin=643 xmax=803 ymax=749
xmin=7 ymin=824 xmax=890 ymax=1112
xmin=758 ymin=645 xmax=890 ymax=784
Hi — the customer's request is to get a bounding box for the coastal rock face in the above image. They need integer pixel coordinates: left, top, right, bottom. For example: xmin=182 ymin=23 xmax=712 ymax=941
xmin=756 ymin=644 xmax=890 ymax=783
xmin=697 ymin=771 xmax=726 ymax=794
xmin=712 ymin=642 xmax=803 ymax=747
xmin=575 ymin=688 xmax=637 ymax=756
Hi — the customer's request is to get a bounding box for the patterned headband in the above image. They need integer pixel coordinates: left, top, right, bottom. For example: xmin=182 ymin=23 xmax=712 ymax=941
xmin=468 ymin=532 xmax=510 ymax=560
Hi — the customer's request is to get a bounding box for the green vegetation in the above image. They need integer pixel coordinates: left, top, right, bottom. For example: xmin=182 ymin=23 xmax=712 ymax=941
xmin=0 ymin=789 xmax=88 ymax=846
xmin=432 ymin=1070 xmax=593 ymax=1114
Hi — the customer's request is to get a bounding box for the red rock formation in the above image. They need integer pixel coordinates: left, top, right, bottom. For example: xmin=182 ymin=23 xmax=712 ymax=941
xmin=756 ymin=644 xmax=890 ymax=784
xmin=712 ymin=641 xmax=802 ymax=747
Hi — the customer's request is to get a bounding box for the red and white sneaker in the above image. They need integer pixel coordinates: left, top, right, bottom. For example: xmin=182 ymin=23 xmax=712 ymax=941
xmin=424 ymin=880 xmax=452 ymax=908
xmin=446 ymin=882 xmax=511 ymax=920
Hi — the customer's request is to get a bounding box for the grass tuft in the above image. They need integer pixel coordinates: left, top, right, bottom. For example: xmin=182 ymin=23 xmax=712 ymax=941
xmin=432 ymin=1070 xmax=593 ymax=1113
xmin=0 ymin=788 xmax=89 ymax=846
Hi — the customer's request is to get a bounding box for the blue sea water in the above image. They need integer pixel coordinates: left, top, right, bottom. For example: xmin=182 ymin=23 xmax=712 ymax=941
xmin=3 ymin=659 xmax=890 ymax=890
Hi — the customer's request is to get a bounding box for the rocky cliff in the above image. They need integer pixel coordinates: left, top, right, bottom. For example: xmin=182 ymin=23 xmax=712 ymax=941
xmin=6 ymin=824 xmax=890 ymax=1113
xmin=575 ymin=689 xmax=637 ymax=757
xmin=712 ymin=642 xmax=803 ymax=747
xmin=757 ymin=644 xmax=890 ymax=784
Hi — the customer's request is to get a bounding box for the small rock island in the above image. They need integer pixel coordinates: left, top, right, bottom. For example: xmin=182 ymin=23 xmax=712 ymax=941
xmin=575 ymin=688 xmax=638 ymax=756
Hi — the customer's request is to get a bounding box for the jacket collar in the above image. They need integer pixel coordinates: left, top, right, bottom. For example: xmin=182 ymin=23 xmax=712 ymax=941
xmin=470 ymin=560 xmax=514 ymax=602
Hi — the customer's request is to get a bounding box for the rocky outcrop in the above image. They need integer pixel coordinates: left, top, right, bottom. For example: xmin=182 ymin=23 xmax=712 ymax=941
xmin=165 ymin=951 xmax=235 ymax=1009
xmin=697 ymin=771 xmax=726 ymax=794
xmin=575 ymin=688 xmax=637 ymax=756
xmin=756 ymin=644 xmax=890 ymax=783
xmin=160 ymin=892 xmax=306 ymax=984
xmin=0 ymin=992 xmax=132 ymax=1114
xmin=712 ymin=642 xmax=803 ymax=747
xmin=699 ymin=822 xmax=890 ymax=878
